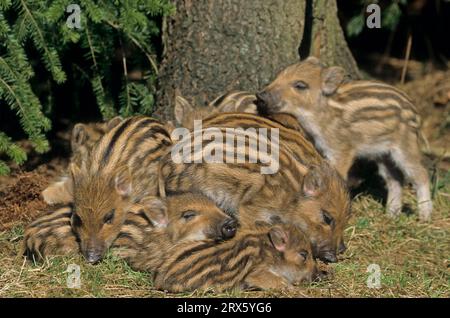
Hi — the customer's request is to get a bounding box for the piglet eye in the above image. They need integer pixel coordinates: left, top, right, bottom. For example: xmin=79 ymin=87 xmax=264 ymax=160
xmin=294 ymin=81 xmax=308 ymax=90
xmin=103 ymin=209 xmax=115 ymax=224
xmin=72 ymin=214 xmax=82 ymax=227
xmin=322 ymin=210 xmax=334 ymax=226
xmin=182 ymin=210 xmax=197 ymax=221
xmin=298 ymin=250 xmax=308 ymax=261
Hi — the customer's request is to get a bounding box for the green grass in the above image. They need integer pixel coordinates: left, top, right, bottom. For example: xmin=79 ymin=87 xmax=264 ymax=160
xmin=0 ymin=181 xmax=449 ymax=298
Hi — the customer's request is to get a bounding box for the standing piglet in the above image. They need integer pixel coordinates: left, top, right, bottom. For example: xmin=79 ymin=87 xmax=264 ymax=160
xmin=257 ymin=57 xmax=432 ymax=221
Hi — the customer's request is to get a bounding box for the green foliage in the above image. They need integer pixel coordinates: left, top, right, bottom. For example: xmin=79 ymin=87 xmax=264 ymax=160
xmin=0 ymin=0 xmax=174 ymax=175
xmin=381 ymin=1 xmax=404 ymax=31
xmin=346 ymin=13 xmax=365 ymax=38
xmin=346 ymin=0 xmax=407 ymax=38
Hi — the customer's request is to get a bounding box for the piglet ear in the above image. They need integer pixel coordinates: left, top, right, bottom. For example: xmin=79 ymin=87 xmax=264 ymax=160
xmin=164 ymin=120 xmax=176 ymax=134
xmin=106 ymin=116 xmax=123 ymax=131
xmin=138 ymin=196 xmax=168 ymax=228
xmin=304 ymin=56 xmax=321 ymax=65
xmin=115 ymin=167 xmax=132 ymax=197
xmin=322 ymin=66 xmax=346 ymax=96
xmin=174 ymin=95 xmax=194 ymax=125
xmin=217 ymin=100 xmax=235 ymax=112
xmin=71 ymin=123 xmax=88 ymax=152
xmin=303 ymin=165 xmax=324 ymax=197
xmin=69 ymin=162 xmax=82 ymax=180
xmin=269 ymin=226 xmax=289 ymax=252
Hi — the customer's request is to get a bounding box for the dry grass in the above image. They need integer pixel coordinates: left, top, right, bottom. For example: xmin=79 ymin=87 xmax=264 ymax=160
xmin=0 ymin=170 xmax=448 ymax=298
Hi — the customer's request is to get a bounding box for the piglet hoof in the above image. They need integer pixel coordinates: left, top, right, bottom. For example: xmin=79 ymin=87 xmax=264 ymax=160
xmin=283 ymin=284 xmax=298 ymax=292
xmin=386 ymin=205 xmax=402 ymax=218
xmin=418 ymin=202 xmax=432 ymax=222
xmin=313 ymin=270 xmax=328 ymax=282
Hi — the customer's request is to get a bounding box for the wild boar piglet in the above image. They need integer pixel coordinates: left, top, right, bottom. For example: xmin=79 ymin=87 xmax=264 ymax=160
xmin=257 ymin=56 xmax=432 ymax=221
xmin=154 ymin=223 xmax=319 ymax=293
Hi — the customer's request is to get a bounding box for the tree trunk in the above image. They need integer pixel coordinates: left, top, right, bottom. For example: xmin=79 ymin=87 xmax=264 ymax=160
xmin=155 ymin=0 xmax=359 ymax=120
xmin=156 ymin=0 xmax=306 ymax=119
xmin=301 ymin=0 xmax=361 ymax=78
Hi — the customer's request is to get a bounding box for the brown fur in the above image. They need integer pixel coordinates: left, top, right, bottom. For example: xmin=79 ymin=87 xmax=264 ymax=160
xmin=161 ymin=112 xmax=350 ymax=263
xmin=174 ymin=91 xmax=305 ymax=135
xmin=257 ymin=56 xmax=432 ymax=221
xmin=41 ymin=116 xmax=123 ymax=205
xmin=22 ymin=205 xmax=80 ymax=260
xmin=69 ymin=116 xmax=173 ymax=263
xmin=118 ymin=193 xmax=237 ymax=270
xmin=22 ymin=204 xmax=152 ymax=261
xmin=154 ymin=224 xmax=318 ymax=293
xmin=173 ymin=91 xmax=257 ymax=130
xmin=22 ymin=193 xmax=236 ymax=263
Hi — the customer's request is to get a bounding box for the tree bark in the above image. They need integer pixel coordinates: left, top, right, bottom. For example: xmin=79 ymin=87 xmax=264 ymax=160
xmin=303 ymin=0 xmax=361 ymax=78
xmin=156 ymin=0 xmax=306 ymax=119
xmin=155 ymin=0 xmax=359 ymax=120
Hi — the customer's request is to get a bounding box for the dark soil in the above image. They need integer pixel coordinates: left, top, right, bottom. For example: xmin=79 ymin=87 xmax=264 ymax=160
xmin=0 ymin=171 xmax=51 ymax=231
xmin=0 ymin=128 xmax=71 ymax=231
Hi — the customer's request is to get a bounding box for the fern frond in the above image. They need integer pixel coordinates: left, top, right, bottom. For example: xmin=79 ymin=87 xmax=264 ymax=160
xmin=0 ymin=132 xmax=27 ymax=164
xmin=0 ymin=0 xmax=174 ymax=174
xmin=84 ymin=23 xmax=116 ymax=119
xmin=0 ymin=76 xmax=50 ymax=153
xmin=0 ymin=0 xmax=12 ymax=10
xmin=130 ymin=83 xmax=154 ymax=115
xmin=0 ymin=160 xmax=10 ymax=175
xmin=14 ymin=0 xmax=66 ymax=83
